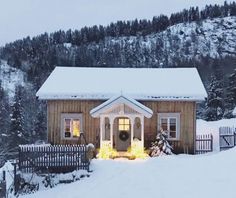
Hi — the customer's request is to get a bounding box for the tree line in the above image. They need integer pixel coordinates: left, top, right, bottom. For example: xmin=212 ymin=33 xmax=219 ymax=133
xmin=1 ymin=1 xmax=236 ymax=68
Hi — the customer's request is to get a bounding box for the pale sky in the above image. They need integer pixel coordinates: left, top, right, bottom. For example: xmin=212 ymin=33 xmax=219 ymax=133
xmin=0 ymin=0 xmax=229 ymax=46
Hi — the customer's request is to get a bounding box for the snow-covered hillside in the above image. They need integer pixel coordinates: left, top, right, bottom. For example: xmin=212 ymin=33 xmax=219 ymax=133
xmin=0 ymin=60 xmax=25 ymax=98
xmin=99 ymin=16 xmax=236 ymax=66
xmin=22 ymin=148 xmax=236 ymax=198
xmin=160 ymin=16 xmax=236 ymax=59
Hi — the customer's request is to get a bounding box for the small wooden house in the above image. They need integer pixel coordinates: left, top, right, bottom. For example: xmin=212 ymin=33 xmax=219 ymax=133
xmin=36 ymin=67 xmax=207 ymax=154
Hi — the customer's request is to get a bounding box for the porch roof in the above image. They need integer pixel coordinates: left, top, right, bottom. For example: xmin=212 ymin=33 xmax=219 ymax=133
xmin=90 ymin=95 xmax=153 ymax=118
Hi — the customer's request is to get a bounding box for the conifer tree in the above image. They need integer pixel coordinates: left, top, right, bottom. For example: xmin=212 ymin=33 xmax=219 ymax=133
xmin=205 ymin=76 xmax=224 ymax=121
xmin=224 ymin=69 xmax=236 ymax=117
xmin=33 ymin=104 xmax=47 ymax=142
xmin=8 ymin=86 xmax=26 ymax=153
xmin=0 ymin=81 xmax=10 ymax=136
xmin=150 ymin=129 xmax=172 ymax=156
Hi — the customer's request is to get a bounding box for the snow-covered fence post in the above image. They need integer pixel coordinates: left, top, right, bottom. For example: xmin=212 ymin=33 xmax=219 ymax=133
xmin=211 ymin=134 xmax=213 ymax=152
xmin=13 ymin=163 xmax=18 ymax=196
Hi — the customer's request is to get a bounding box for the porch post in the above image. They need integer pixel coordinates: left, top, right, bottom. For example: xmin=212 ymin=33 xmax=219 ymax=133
xmin=110 ymin=117 xmax=114 ymax=149
xmin=100 ymin=116 xmax=104 ymax=148
xmin=141 ymin=116 xmax=144 ymax=149
xmin=130 ymin=116 xmax=135 ymax=147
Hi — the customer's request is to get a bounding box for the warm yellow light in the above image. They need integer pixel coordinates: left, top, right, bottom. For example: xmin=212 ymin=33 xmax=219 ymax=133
xmin=98 ymin=143 xmax=118 ymax=159
xmin=72 ymin=119 xmax=80 ymax=137
xmin=129 ymin=141 xmax=148 ymax=159
xmin=118 ymin=118 xmax=130 ymax=131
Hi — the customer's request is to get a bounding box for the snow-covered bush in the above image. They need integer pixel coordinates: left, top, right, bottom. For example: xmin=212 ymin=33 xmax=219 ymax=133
xmin=12 ymin=170 xmax=90 ymax=196
xmin=128 ymin=139 xmax=148 ymax=159
xmin=97 ymin=144 xmax=117 ymax=159
xmin=86 ymin=143 xmax=96 ymax=161
xmin=150 ymin=130 xmax=172 ymax=157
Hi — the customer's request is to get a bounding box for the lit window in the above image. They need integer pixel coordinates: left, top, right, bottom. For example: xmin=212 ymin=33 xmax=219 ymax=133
xmin=158 ymin=113 xmax=180 ymax=140
xmin=72 ymin=119 xmax=80 ymax=137
xmin=61 ymin=114 xmax=82 ymax=139
xmin=119 ymin=118 xmax=130 ymax=131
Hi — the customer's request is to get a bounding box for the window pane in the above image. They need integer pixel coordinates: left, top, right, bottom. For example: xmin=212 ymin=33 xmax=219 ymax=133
xmin=64 ymin=119 xmax=71 ymax=137
xmin=170 ymin=118 xmax=176 ymax=124
xmin=124 ymin=125 xmax=130 ymax=131
xmin=124 ymin=119 xmax=130 ymax=125
xmin=65 ymin=119 xmax=71 ymax=132
xmin=169 ymin=132 xmax=176 ymax=138
xmin=161 ymin=118 xmax=168 ymax=131
xmin=119 ymin=125 xmax=123 ymax=131
xmin=169 ymin=118 xmax=176 ymax=132
xmin=119 ymin=119 xmax=124 ymax=125
xmin=72 ymin=119 xmax=80 ymax=137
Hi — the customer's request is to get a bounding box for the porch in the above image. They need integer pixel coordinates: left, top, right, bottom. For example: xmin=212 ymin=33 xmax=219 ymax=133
xmin=90 ymin=95 xmax=153 ymax=154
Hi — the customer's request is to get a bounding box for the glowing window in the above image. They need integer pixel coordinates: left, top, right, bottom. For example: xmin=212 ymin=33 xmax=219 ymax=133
xmin=61 ymin=114 xmax=82 ymax=139
xmin=118 ymin=118 xmax=130 ymax=131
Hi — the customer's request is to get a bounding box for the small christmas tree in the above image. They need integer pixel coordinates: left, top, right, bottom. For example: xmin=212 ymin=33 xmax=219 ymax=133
xmin=150 ymin=129 xmax=172 ymax=157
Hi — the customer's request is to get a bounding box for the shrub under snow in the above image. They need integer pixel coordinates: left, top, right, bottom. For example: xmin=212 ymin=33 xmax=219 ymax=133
xmin=149 ymin=130 xmax=172 ymax=157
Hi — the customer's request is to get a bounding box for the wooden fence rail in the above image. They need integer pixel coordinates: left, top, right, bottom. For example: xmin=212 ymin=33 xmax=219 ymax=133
xmin=18 ymin=145 xmax=90 ymax=173
xmin=219 ymin=127 xmax=236 ymax=151
xmin=195 ymin=134 xmax=213 ymax=154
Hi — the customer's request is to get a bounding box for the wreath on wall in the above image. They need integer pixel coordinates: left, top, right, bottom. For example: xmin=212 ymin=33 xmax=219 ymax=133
xmin=119 ymin=131 xmax=129 ymax=141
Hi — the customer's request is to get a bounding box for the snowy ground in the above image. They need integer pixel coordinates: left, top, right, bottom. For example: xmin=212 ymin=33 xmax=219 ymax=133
xmin=21 ymin=148 xmax=236 ymax=198
xmin=0 ymin=118 xmax=233 ymax=198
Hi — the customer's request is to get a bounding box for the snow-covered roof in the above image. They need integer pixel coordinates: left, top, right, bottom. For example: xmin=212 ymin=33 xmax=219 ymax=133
xmin=233 ymin=107 xmax=236 ymax=116
xmin=36 ymin=67 xmax=207 ymax=101
xmin=90 ymin=95 xmax=153 ymax=118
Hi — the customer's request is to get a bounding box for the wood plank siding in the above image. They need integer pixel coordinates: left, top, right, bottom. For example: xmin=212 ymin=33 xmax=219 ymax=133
xmin=47 ymin=100 xmax=196 ymax=154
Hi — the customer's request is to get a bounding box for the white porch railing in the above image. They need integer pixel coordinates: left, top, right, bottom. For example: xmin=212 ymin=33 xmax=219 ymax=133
xmin=101 ymin=140 xmax=112 ymax=148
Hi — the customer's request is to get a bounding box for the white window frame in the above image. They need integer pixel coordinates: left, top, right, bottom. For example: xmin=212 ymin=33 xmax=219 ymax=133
xmin=61 ymin=113 xmax=83 ymax=140
xmin=158 ymin=113 xmax=180 ymax=140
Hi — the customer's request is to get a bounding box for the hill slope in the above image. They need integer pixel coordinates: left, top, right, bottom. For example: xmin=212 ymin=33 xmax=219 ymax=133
xmin=77 ymin=16 xmax=236 ymax=68
xmin=0 ymin=60 xmax=25 ymax=98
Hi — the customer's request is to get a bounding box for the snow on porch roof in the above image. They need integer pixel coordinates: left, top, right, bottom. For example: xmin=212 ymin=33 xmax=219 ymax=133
xmin=90 ymin=95 xmax=153 ymax=118
xmin=36 ymin=66 xmax=207 ymax=101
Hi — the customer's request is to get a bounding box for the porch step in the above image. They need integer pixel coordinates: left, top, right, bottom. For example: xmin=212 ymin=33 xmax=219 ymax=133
xmin=113 ymin=152 xmax=135 ymax=160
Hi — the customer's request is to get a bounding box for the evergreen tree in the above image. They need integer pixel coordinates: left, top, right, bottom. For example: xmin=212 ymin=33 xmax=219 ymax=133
xmin=0 ymin=81 xmax=10 ymax=164
xmin=205 ymin=76 xmax=224 ymax=121
xmin=150 ymin=129 xmax=172 ymax=156
xmin=205 ymin=59 xmax=225 ymax=121
xmin=224 ymin=69 xmax=236 ymax=117
xmin=8 ymin=86 xmax=26 ymax=153
xmin=0 ymin=81 xmax=10 ymax=136
xmin=33 ymin=104 xmax=47 ymax=142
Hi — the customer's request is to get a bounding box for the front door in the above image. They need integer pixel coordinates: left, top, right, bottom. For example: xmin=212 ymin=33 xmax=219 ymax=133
xmin=115 ymin=117 xmax=131 ymax=151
